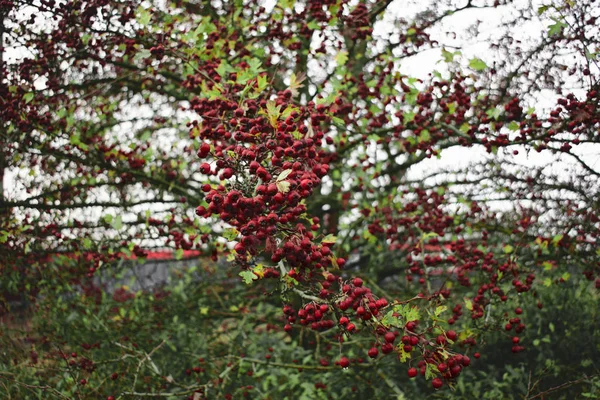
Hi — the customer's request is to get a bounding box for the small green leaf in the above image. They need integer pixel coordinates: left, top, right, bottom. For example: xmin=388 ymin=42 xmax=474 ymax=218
xmin=435 ymin=305 xmax=447 ymax=317
xmin=552 ymin=234 xmax=563 ymax=246
xmin=136 ymin=6 xmax=151 ymax=25
xmin=548 ymin=18 xmax=566 ymax=37
xmin=503 ymin=244 xmax=514 ymax=254
xmin=321 ymin=234 xmax=337 ymax=244
xmin=335 ymin=50 xmax=348 ymax=66
xmin=508 ymin=121 xmax=520 ymax=131
xmin=23 ymin=92 xmax=34 ymax=104
xmin=175 ymin=248 xmax=184 ymax=260
xmin=223 ymin=228 xmax=239 ymax=241
xmin=469 ymin=57 xmax=487 ymax=71
xmin=331 ymin=116 xmax=345 ymax=126
xmin=425 ymin=364 xmax=437 ymax=380
xmin=464 ymin=298 xmax=473 ymax=311
xmin=113 ymin=215 xmax=123 ymax=230
xmin=397 ymin=344 xmax=411 ymax=362
xmin=307 ymin=20 xmax=320 ymax=30
xmin=239 ymin=270 xmax=257 ymax=284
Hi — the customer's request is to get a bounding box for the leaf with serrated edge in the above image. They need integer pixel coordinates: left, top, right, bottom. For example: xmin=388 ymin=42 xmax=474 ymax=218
xmin=276 ymin=181 xmax=290 ymax=193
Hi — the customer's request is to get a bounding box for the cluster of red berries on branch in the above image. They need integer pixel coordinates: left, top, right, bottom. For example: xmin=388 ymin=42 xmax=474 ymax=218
xmin=188 ymin=64 xmax=476 ymax=388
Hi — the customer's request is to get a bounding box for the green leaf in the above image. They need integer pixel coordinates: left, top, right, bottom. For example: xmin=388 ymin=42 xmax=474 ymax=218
xmin=403 ymin=112 xmax=415 ymax=124
xmin=503 ymin=244 xmax=514 ymax=254
xmin=435 ymin=305 xmax=447 ymax=317
xmin=425 ymin=363 xmax=437 ymax=380
xmin=552 ymin=234 xmax=563 ymax=246
xmin=335 ymin=50 xmax=348 ymax=66
xmin=223 ymin=228 xmax=239 ymax=241
xmin=265 ymin=100 xmax=281 ymax=128
xmin=464 ymin=298 xmax=473 ymax=311
xmin=113 ymin=215 xmax=123 ymax=230
xmin=469 ymin=58 xmax=487 ymax=71
xmin=23 ymin=92 xmax=34 ymax=104
xmin=136 ymin=6 xmax=151 ymax=25
xmin=307 ymin=20 xmax=320 ymax=30
xmin=441 ymin=48 xmax=461 ymax=63
xmin=548 ymin=18 xmax=566 ymax=37
xmin=216 ymin=60 xmax=233 ymax=78
xmin=397 ymin=344 xmax=411 ymax=362
xmin=486 ymin=107 xmax=502 ymax=120
xmin=321 ymin=234 xmax=337 ymax=244
xmin=175 ymin=248 xmax=184 ymax=260
xmin=393 ymin=304 xmax=420 ymax=322
xmin=381 ymin=311 xmax=403 ymax=328
xmin=508 ymin=121 xmax=520 ymax=131
xmin=239 ymin=270 xmax=257 ymax=284
xmin=256 ymin=74 xmax=268 ymax=92
xmin=331 ymin=116 xmax=345 ymax=126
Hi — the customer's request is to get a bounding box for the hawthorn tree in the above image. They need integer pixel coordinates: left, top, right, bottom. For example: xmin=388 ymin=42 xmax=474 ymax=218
xmin=1 ymin=0 xmax=599 ymax=399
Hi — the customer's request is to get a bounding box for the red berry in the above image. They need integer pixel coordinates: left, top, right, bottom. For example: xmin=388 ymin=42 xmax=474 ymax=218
xmin=368 ymin=347 xmax=378 ymax=358
xmin=446 ymin=330 xmax=457 ymax=341
xmin=353 ymin=277 xmax=363 ymax=287
xmin=384 ymin=332 xmax=396 ymax=343
xmin=408 ymin=367 xmax=418 ymax=378
xmin=339 ymin=356 xmax=350 ymax=368
xmin=432 ymin=377 xmax=443 ymax=389
xmin=381 ymin=343 xmax=394 ymax=354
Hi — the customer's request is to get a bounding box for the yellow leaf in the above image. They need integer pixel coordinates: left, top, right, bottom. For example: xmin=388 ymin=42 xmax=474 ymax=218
xmin=253 ymin=264 xmax=265 ymax=278
xmin=288 ymin=72 xmax=306 ymax=97
xmin=276 ymin=180 xmax=290 ymax=193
